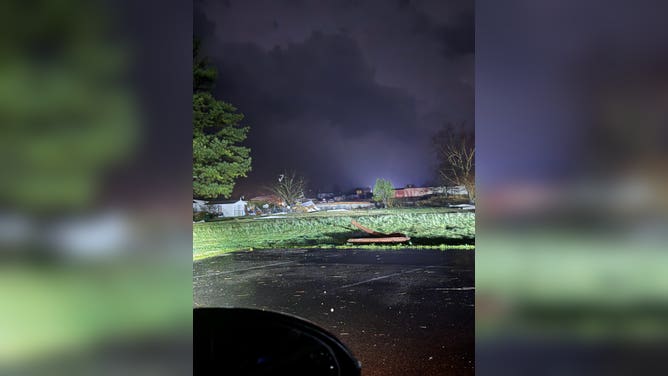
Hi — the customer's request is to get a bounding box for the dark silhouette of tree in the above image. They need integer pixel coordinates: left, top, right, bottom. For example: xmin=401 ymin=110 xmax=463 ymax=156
xmin=434 ymin=122 xmax=475 ymax=203
xmin=193 ymin=42 xmax=251 ymax=199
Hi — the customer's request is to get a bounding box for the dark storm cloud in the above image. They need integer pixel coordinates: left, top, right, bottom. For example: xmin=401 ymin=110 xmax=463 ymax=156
xmin=195 ymin=0 xmax=473 ymax=195
xmin=214 ymin=33 xmax=417 ymax=137
xmin=439 ymin=10 xmax=475 ymax=56
xmin=210 ymin=33 xmax=424 ymax=193
xmin=410 ymin=5 xmax=474 ymax=57
xmin=194 ymin=0 xmax=215 ymax=39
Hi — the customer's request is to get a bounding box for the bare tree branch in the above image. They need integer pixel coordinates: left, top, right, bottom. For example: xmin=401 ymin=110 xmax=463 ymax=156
xmin=434 ymin=122 xmax=475 ymax=203
xmin=268 ymin=171 xmax=307 ymax=208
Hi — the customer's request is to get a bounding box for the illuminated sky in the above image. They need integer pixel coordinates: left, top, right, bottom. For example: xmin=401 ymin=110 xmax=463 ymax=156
xmin=476 ymin=0 xmax=668 ymax=188
xmin=194 ymin=0 xmax=473 ymax=196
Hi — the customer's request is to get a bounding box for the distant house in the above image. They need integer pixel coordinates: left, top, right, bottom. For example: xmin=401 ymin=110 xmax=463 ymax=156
xmin=332 ymin=187 xmax=372 ymax=201
xmin=353 ymin=187 xmax=372 ymax=199
xmin=316 ymin=192 xmax=334 ymax=200
xmin=208 ymin=199 xmax=247 ymax=217
xmin=431 ymin=186 xmax=447 ymax=195
xmin=446 ymin=186 xmax=469 ymax=196
xmin=193 ymin=199 xmax=208 ymax=213
xmin=394 ymin=186 xmax=434 ymax=198
xmin=391 ymin=185 xmax=469 ymax=198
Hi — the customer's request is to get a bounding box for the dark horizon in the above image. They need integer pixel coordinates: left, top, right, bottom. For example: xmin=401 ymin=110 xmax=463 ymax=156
xmin=194 ymin=0 xmax=473 ymax=198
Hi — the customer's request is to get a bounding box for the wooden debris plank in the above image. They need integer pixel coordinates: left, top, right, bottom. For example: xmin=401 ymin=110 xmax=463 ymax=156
xmin=351 ymin=220 xmax=384 ymax=236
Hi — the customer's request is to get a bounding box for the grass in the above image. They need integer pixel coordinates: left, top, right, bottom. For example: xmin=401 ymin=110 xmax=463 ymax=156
xmin=476 ymin=229 xmax=668 ymax=341
xmin=193 ymin=207 xmax=475 ymax=260
xmin=0 ymin=260 xmax=191 ymax=365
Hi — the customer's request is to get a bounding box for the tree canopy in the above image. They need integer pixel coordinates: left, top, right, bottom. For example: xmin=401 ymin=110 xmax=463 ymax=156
xmin=372 ymin=178 xmax=395 ymax=208
xmin=194 ymin=39 xmax=217 ymax=93
xmin=193 ymin=41 xmax=251 ymax=199
xmin=0 ymin=0 xmax=137 ymax=214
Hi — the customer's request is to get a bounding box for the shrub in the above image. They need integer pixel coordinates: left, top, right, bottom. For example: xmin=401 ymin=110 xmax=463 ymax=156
xmin=194 ymin=212 xmax=217 ymax=222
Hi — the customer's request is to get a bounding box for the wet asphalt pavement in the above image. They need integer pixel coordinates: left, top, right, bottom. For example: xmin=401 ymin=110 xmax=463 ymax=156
xmin=193 ymin=249 xmax=474 ymax=376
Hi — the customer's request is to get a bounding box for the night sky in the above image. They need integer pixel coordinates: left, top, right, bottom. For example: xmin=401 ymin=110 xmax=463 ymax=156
xmin=194 ymin=0 xmax=473 ymax=197
xmin=476 ymin=0 xmax=668 ymax=188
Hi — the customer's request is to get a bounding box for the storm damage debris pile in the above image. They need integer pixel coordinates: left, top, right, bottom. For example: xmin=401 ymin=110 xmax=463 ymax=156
xmin=346 ymin=220 xmax=410 ymax=244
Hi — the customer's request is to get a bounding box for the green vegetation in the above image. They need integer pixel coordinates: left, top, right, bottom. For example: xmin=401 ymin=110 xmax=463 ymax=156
xmin=476 ymin=229 xmax=668 ymax=341
xmin=193 ymin=208 xmax=474 ymax=260
xmin=0 ymin=261 xmax=190 ymax=364
xmin=193 ymin=41 xmax=251 ymax=199
xmin=1 ymin=0 xmax=137 ymax=213
xmin=372 ymin=178 xmax=395 ymax=207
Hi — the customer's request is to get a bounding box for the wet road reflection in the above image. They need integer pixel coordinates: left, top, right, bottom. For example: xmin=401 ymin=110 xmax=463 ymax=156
xmin=194 ymin=249 xmax=474 ymax=375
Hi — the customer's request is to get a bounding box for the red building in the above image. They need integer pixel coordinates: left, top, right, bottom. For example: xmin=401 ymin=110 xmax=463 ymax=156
xmin=393 ymin=187 xmax=434 ymax=198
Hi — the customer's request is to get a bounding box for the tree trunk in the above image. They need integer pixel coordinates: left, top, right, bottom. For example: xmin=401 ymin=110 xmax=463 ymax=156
xmin=465 ymin=184 xmax=476 ymax=204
